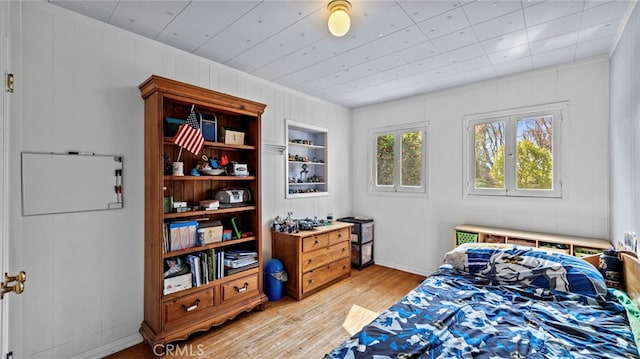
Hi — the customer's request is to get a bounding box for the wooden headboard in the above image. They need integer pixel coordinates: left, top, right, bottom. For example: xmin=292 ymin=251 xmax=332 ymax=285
xmin=583 ymin=252 xmax=640 ymax=302
xmin=621 ymin=252 xmax=640 ymax=303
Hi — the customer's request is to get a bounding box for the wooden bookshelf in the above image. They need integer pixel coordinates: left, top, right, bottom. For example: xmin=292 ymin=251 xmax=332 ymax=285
xmin=139 ymin=75 xmax=267 ymax=351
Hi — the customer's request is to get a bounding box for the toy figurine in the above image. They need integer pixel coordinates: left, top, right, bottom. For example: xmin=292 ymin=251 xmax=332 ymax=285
xmin=300 ymin=164 xmax=308 ymax=183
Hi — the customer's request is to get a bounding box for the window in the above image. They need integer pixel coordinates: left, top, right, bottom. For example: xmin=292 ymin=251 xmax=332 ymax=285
xmin=370 ymin=123 xmax=428 ymax=194
xmin=465 ymin=103 xmax=565 ymax=198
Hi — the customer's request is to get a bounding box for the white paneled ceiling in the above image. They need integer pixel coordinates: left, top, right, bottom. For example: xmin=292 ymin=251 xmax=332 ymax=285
xmin=48 ymin=0 xmax=633 ymax=108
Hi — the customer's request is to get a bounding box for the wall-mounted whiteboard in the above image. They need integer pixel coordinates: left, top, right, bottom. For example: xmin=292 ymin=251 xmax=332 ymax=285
xmin=21 ymin=152 xmax=123 ymax=216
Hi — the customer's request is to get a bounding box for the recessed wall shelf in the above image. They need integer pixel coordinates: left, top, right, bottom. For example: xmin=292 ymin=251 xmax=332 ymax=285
xmin=285 ymin=120 xmax=328 ymax=199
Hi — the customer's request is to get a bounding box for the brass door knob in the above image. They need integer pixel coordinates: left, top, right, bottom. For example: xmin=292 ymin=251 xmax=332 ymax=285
xmin=1 ymin=271 xmax=26 ymax=299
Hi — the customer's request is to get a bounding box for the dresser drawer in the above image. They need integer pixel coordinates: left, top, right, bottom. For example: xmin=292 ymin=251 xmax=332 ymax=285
xmin=164 ymin=288 xmax=215 ymax=323
xmin=329 ymin=228 xmax=350 ymax=245
xmin=302 ymin=257 xmax=351 ymax=294
xmin=221 ymin=273 xmax=259 ymax=303
xmin=301 ymin=240 xmax=350 ymax=272
xmin=302 ymin=233 xmax=330 ymax=252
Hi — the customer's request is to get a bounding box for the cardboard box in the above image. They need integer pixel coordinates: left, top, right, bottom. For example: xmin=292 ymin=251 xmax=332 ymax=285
xmin=163 ymin=273 xmax=192 ymax=295
xmin=200 ymin=220 xmax=223 ymax=244
xmin=220 ymin=127 xmax=245 ymax=145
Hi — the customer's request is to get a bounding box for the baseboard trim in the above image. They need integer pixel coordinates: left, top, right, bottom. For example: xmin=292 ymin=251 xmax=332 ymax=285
xmin=373 ymin=260 xmax=429 ymax=277
xmin=70 ymin=333 xmax=142 ymax=359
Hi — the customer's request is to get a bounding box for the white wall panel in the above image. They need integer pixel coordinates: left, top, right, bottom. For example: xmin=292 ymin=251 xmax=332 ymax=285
xmin=134 ymin=40 xmax=164 ymax=78
xmin=22 ymin=3 xmax=54 ymax=151
xmin=20 ymin=216 xmax=54 ymax=354
xmin=352 ymin=59 xmax=611 ymax=275
xmin=51 ymin=215 xmax=74 ymax=346
xmin=174 ymin=53 xmax=201 ymax=88
xmin=610 ymin=2 xmax=639 ymax=250
xmin=10 ymin=2 xmax=350 ymax=358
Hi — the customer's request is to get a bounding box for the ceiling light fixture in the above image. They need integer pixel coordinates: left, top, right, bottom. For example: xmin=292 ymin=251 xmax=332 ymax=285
xmin=327 ymin=0 xmax=351 ymax=37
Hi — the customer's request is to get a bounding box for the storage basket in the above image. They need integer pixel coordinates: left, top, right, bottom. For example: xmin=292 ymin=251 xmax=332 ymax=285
xmin=573 ymin=247 xmax=603 ymax=258
xmin=485 ymin=234 xmax=505 ymax=243
xmin=456 ymin=231 xmax=479 ymax=245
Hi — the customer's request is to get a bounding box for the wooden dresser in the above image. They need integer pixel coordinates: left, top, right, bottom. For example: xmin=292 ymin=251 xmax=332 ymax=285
xmin=272 ymin=222 xmax=353 ymax=300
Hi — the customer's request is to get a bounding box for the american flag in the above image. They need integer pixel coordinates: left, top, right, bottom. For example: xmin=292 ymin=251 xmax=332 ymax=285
xmin=172 ymin=108 xmax=204 ymax=155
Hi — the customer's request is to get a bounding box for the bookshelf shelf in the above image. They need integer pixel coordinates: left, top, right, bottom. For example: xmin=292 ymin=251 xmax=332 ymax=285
xmin=162 ymin=236 xmax=257 ymax=258
xmin=164 ymin=175 xmax=257 ymax=181
xmin=163 ymin=206 xmax=257 ymax=219
xmin=288 ymin=142 xmax=325 ymax=150
xmin=164 ymin=137 xmax=256 ymax=151
xmin=140 ymin=75 xmax=267 ymax=351
xmin=288 ymin=182 xmax=326 ymax=186
xmin=287 ymin=161 xmax=325 ymax=166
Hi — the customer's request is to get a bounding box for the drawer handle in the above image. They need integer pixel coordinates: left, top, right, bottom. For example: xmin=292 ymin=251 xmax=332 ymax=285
xmin=182 ymin=299 xmax=200 ymax=312
xmin=314 ymin=239 xmax=320 ymax=245
xmin=234 ymin=282 xmax=249 ymax=293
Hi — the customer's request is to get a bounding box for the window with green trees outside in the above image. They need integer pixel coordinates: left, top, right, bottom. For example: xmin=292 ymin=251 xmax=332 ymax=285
xmin=371 ymin=124 xmax=428 ymax=194
xmin=467 ymin=104 xmax=564 ymax=198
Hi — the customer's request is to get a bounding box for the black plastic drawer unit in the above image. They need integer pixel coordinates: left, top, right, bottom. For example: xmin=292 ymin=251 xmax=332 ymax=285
xmin=337 ymin=217 xmax=374 ymax=270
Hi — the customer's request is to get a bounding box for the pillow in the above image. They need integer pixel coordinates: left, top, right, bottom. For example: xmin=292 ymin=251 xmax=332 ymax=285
xmin=445 ymin=244 xmax=607 ymax=297
xmin=445 ymin=243 xmax=515 ymax=270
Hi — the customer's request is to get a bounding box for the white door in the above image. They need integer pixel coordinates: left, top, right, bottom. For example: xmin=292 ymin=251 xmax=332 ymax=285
xmin=1 ymin=1 xmax=27 ymax=357
xmin=0 ymin=0 xmax=7 ymax=355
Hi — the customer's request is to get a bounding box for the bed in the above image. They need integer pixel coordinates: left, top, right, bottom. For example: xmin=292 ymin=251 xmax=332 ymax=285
xmin=325 ymin=244 xmax=640 ymax=359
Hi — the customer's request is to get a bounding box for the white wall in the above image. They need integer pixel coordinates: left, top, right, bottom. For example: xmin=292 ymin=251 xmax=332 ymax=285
xmin=610 ymin=2 xmax=640 ymax=250
xmin=8 ymin=2 xmax=351 ymax=358
xmin=351 ymin=59 xmax=611 ymax=275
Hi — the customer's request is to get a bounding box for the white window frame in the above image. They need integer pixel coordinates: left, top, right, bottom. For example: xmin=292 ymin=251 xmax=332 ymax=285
xmin=369 ymin=122 xmax=429 ymax=195
xmin=464 ymin=102 xmax=566 ymax=198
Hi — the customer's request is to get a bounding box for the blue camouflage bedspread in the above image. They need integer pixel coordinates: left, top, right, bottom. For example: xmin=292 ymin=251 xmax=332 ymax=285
xmin=325 ymin=264 xmax=639 ymax=359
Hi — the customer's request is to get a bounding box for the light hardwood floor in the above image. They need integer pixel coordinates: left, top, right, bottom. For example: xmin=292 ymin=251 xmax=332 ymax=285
xmin=106 ymin=265 xmax=425 ymax=358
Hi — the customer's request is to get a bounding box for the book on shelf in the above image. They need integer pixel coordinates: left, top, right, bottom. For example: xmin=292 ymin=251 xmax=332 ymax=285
xmin=225 ymin=262 xmax=259 ymax=276
xmin=223 ymin=256 xmax=258 ymax=268
xmin=199 ymin=199 xmax=219 ymax=210
xmin=217 ymin=251 xmax=225 ymax=280
xmin=199 ymin=251 xmax=209 ymax=285
xmin=185 ymin=254 xmax=202 ymax=287
xmin=225 ymin=250 xmax=258 ymax=259
xmin=207 ymin=248 xmax=216 ymax=282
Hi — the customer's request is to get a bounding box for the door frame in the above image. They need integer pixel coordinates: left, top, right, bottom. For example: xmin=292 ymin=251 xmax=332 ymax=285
xmin=1 ymin=0 xmax=9 ymax=356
